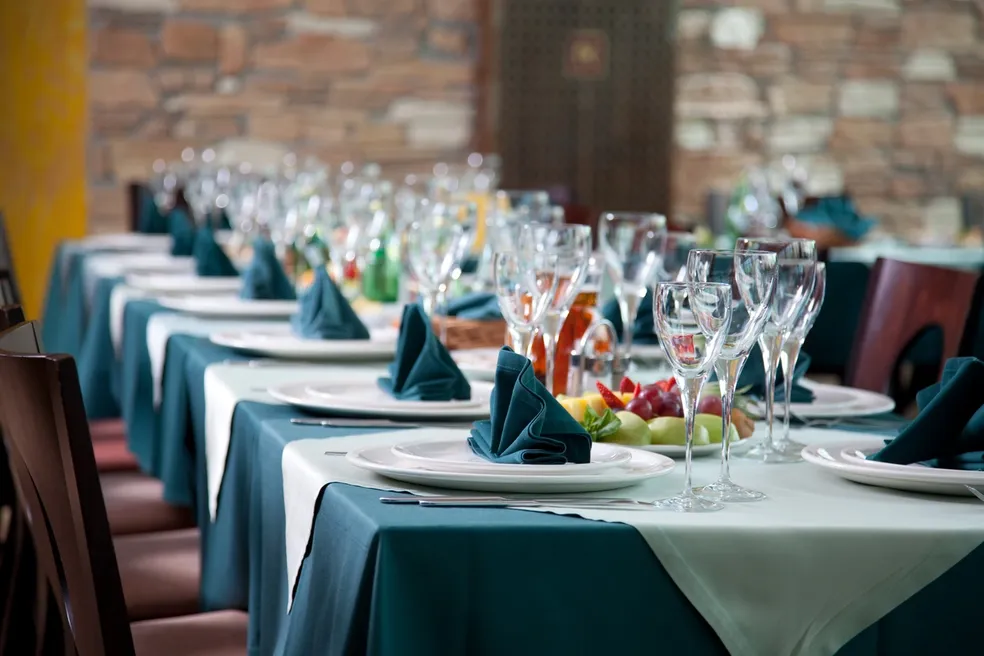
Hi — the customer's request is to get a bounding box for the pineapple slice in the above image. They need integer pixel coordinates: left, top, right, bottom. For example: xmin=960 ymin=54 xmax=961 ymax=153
xmin=559 ymin=397 xmax=588 ymax=423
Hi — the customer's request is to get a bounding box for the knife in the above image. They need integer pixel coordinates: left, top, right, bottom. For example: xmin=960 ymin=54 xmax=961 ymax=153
xmin=291 ymin=418 xmax=474 ymax=430
xmin=379 ymin=496 xmax=657 ymax=509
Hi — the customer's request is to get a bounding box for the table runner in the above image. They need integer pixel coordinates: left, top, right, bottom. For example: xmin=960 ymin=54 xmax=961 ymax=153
xmin=281 ymin=430 xmax=984 ymax=656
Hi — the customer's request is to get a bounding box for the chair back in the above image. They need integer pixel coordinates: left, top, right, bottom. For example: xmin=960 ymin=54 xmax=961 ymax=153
xmin=0 ymin=213 xmax=20 ymax=306
xmin=127 ymin=183 xmax=143 ymax=233
xmin=0 ymin=322 xmax=135 ymax=656
xmin=846 ymin=258 xmax=980 ymax=393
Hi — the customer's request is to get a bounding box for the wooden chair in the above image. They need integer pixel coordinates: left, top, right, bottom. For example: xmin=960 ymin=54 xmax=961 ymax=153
xmin=845 ymin=258 xmax=980 ymax=394
xmin=0 ymin=321 xmax=247 ymax=655
xmin=0 ymin=213 xmax=20 ymax=306
xmin=127 ymin=183 xmax=143 ymax=233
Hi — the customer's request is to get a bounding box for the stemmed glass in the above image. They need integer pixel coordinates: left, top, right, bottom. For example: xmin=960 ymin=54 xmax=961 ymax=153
xmin=661 ymin=232 xmax=698 ymax=281
xmin=779 ymin=262 xmax=827 ymax=450
xmin=523 ymin=224 xmax=592 ymax=395
xmin=493 ymin=251 xmax=559 ymax=357
xmin=652 ymin=282 xmax=733 ymax=512
xmin=599 ymin=212 xmax=668 ymax=362
xmin=735 ymin=238 xmax=817 ymax=463
xmin=687 ymin=250 xmax=778 ymax=501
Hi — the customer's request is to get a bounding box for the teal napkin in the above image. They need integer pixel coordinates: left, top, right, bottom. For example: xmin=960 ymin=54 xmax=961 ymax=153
xmin=138 ymin=186 xmax=169 ymax=234
xmin=870 ymin=358 xmax=984 ymax=471
xmin=378 ymin=304 xmax=470 ymax=401
xmin=441 ymin=293 xmax=502 ymax=321
xmin=602 ymin=291 xmax=658 ymax=345
xmin=213 ymin=208 xmax=233 ymax=231
xmin=739 ymin=345 xmax=815 ymax=403
xmin=240 ymin=239 xmax=296 ymax=300
xmin=169 ymin=208 xmax=196 ymax=257
xmin=292 ymin=268 xmax=370 ymax=340
xmin=797 ymin=195 xmax=876 ymax=242
xmin=193 ymin=227 xmax=239 ymax=277
xmin=468 ymin=347 xmax=592 ymax=464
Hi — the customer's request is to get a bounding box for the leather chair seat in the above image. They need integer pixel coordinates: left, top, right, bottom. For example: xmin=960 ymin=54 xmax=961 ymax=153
xmin=101 ymin=471 xmax=194 ymax=536
xmin=93 ymin=438 xmax=139 ymax=473
xmin=89 ymin=418 xmax=127 ymax=441
xmin=115 ymin=528 xmax=201 ymax=622
xmin=131 ymin=610 xmax=247 ymax=656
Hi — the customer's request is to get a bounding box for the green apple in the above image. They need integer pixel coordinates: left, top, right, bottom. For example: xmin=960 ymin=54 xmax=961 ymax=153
xmin=647 ymin=416 xmax=710 ymax=446
xmin=694 ymin=414 xmax=739 ymax=444
xmin=604 ymin=411 xmax=652 ymax=446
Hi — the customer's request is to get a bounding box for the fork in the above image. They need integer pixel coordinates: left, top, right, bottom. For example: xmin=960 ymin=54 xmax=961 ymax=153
xmin=965 ymin=485 xmax=984 ymax=503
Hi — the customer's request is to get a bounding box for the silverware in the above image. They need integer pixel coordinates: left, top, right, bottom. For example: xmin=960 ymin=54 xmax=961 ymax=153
xmin=324 ymin=451 xmax=348 ymax=456
xmin=379 ymin=496 xmax=658 ymax=510
xmin=965 ymin=485 xmax=984 ymax=503
xmin=222 ymin=359 xmax=328 ymax=368
xmin=291 ymin=418 xmax=473 ymax=430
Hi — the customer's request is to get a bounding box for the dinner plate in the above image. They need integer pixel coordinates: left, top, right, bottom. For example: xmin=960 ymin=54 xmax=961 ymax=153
xmin=348 ymin=442 xmax=675 ymax=493
xmin=81 ymin=233 xmax=172 ymax=251
xmin=802 ymin=441 xmax=984 ymax=496
xmin=210 ymin=328 xmax=398 ymax=360
xmin=452 ymin=347 xmax=501 ymax=381
xmin=159 ymin=296 xmax=298 ymax=318
xmin=127 ymin=273 xmax=242 ymax=294
xmin=268 ymin=381 xmax=495 ymax=419
xmin=390 ymin=439 xmax=633 ymax=475
xmin=752 ymin=381 xmax=895 ymax=419
xmin=644 ymin=437 xmax=752 ymax=458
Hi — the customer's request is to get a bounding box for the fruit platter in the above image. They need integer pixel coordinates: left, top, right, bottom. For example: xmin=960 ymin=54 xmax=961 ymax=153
xmin=557 ymin=377 xmax=756 ymax=458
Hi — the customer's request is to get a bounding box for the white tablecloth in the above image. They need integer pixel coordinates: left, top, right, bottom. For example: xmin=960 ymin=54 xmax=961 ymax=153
xmin=828 ymin=244 xmax=984 ymax=270
xmin=281 ymin=429 xmax=984 ymax=656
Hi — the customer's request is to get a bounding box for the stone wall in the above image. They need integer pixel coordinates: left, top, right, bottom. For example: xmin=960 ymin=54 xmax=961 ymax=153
xmin=87 ymin=0 xmax=477 ymax=231
xmin=88 ymin=0 xmax=984 ymax=240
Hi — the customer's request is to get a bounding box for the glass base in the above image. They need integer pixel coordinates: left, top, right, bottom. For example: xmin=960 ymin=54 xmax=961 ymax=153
xmin=654 ymin=492 xmax=724 ymax=513
xmin=696 ymin=480 xmax=767 ymax=503
xmin=741 ymin=437 xmax=806 ymax=464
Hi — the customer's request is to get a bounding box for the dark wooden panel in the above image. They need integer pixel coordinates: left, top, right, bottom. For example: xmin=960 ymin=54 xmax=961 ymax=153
xmin=493 ymin=0 xmax=677 ymax=216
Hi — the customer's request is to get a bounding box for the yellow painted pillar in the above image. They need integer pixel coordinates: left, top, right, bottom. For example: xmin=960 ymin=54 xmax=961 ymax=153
xmin=0 ymin=0 xmax=87 ymax=318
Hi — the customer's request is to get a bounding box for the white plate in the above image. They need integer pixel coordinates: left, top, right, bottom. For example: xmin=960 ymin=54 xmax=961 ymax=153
xmin=210 ymin=328 xmax=397 ymax=361
xmin=268 ymin=381 xmax=494 ymax=419
xmin=644 ymin=437 xmax=752 ymax=458
xmin=752 ymin=381 xmax=895 ymax=419
xmin=348 ymin=443 xmax=675 ymax=493
xmin=81 ymin=233 xmax=172 ymax=251
xmin=127 ymin=273 xmax=242 ymax=294
xmin=159 ymin=296 xmax=298 ymax=318
xmin=391 ymin=439 xmax=633 ymax=475
xmin=305 ymin=381 xmax=485 ymax=410
xmin=802 ymin=441 xmax=984 ymax=496
xmin=452 ymin=347 xmax=501 ymax=381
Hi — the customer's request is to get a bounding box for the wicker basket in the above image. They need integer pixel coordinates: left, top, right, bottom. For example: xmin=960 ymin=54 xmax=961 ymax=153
xmin=434 ymin=317 xmax=508 ymax=351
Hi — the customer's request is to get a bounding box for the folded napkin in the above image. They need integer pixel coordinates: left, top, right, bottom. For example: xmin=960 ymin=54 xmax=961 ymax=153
xmin=378 ymin=304 xmax=470 ymax=401
xmin=138 ymin=186 xmax=169 ymax=234
xmin=193 ymin=227 xmax=239 ymax=277
xmin=739 ymin=345 xmax=815 ymax=403
xmin=796 ymin=195 xmax=876 ymax=242
xmin=601 ymin=291 xmax=658 ymax=345
xmin=214 ymin=208 xmax=233 ymax=231
xmin=240 ymin=239 xmax=296 ymax=300
xmin=870 ymin=358 xmax=984 ymax=471
xmin=292 ymin=268 xmax=370 ymax=340
xmin=441 ymin=292 xmax=503 ymax=321
xmin=468 ymin=347 xmax=592 ymax=464
xmin=169 ymin=208 xmax=197 ymax=257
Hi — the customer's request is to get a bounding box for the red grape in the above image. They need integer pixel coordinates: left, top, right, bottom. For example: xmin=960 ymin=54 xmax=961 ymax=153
xmin=639 ymin=386 xmax=663 ymax=405
xmin=697 ymin=395 xmax=723 ymax=416
xmin=644 ymin=389 xmax=665 ymax=415
xmin=660 ymin=391 xmax=684 ymax=418
xmin=625 ymin=398 xmax=654 ymax=421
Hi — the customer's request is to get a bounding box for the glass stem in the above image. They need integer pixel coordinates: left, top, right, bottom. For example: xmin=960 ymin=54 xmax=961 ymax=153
xmin=714 ymin=355 xmax=747 ymax=484
xmin=617 ymin=290 xmax=640 ymax=358
xmin=436 ymin=284 xmax=449 ymax=345
xmin=508 ymin=327 xmax=533 ymax=359
xmin=676 ymin=375 xmax=704 ymax=498
xmin=758 ymin=332 xmax=784 ymax=451
xmin=421 ymin=290 xmax=439 ymax=321
xmin=540 ymin=310 xmax=568 ymax=396
xmin=779 ymin=337 xmax=802 ymax=445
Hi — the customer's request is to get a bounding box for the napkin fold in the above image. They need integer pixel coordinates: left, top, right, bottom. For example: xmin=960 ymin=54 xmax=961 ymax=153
xmin=292 ymin=267 xmax=370 ymax=340
xmin=193 ymin=227 xmax=239 ymax=277
xmin=169 ymin=208 xmax=197 ymax=257
xmin=240 ymin=239 xmax=296 ymax=300
xmin=796 ymin=195 xmax=876 ymax=242
xmin=601 ymin=291 xmax=658 ymax=345
xmin=441 ymin=292 xmax=503 ymax=321
xmin=138 ymin=186 xmax=169 ymax=234
xmin=468 ymin=347 xmax=592 ymax=464
xmin=739 ymin=345 xmax=815 ymax=403
xmin=378 ymin=304 xmax=470 ymax=401
xmin=870 ymin=358 xmax=984 ymax=471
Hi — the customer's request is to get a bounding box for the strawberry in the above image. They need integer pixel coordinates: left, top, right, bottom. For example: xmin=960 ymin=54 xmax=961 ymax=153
xmin=633 ymin=382 xmax=642 ymax=399
xmin=619 ymin=376 xmax=636 ymax=394
xmin=595 ymin=381 xmax=626 ymax=410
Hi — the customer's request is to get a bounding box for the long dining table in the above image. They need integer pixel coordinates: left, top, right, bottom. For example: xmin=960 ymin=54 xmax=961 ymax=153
xmin=42 ymin=235 xmax=984 ymax=656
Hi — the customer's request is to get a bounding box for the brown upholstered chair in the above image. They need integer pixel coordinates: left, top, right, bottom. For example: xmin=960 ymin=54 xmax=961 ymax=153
xmin=845 ymin=258 xmax=980 ymax=394
xmin=0 ymin=213 xmax=19 ymax=307
xmin=0 ymin=321 xmax=247 ymax=655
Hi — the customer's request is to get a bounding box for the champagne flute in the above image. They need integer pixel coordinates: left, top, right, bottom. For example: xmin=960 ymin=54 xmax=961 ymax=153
xmin=779 ymin=262 xmax=826 ymax=450
xmin=687 ymin=249 xmax=778 ymax=502
xmin=735 ymin=238 xmax=817 ymax=463
xmin=652 ymin=281 xmax=733 ymax=512
xmin=661 ymin=231 xmax=698 ymax=281
xmin=599 ymin=212 xmax=668 ymax=362
xmin=493 ymin=251 xmax=558 ymax=357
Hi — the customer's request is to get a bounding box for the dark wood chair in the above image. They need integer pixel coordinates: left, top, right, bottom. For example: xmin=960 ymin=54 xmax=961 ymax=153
xmin=0 ymin=213 xmax=20 ymax=306
xmin=127 ymin=183 xmax=143 ymax=233
xmin=0 ymin=321 xmax=247 ymax=655
xmin=846 ymin=258 xmax=980 ymax=394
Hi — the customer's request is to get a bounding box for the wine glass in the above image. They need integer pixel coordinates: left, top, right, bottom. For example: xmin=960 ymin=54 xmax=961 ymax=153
xmin=652 ymin=281 xmax=733 ymax=512
xmin=661 ymin=232 xmax=698 ymax=281
xmin=779 ymin=262 xmax=826 ymax=450
xmin=599 ymin=212 xmax=668 ymax=362
xmin=735 ymin=238 xmax=817 ymax=463
xmin=523 ymin=224 xmax=592 ymax=395
xmin=493 ymin=251 xmax=558 ymax=357
xmin=687 ymin=249 xmax=778 ymax=502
